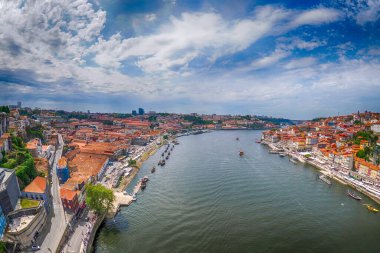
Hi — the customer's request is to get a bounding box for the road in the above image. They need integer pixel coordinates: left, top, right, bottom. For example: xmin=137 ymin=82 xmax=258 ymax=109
xmin=37 ymin=134 xmax=68 ymax=253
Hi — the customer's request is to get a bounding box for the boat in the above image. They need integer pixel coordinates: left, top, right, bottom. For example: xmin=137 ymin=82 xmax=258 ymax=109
xmin=255 ymin=140 xmax=261 ymax=143
xmin=161 ymin=160 xmax=166 ymax=166
xmin=364 ymin=204 xmax=379 ymax=213
xmin=269 ymin=150 xmax=279 ymax=154
xmin=319 ymin=175 xmax=332 ymax=185
xmin=161 ymin=153 xmax=164 ymax=157
xmin=279 ymin=153 xmax=286 ymax=157
xmin=236 ymin=137 xmax=239 ymax=141
xmin=132 ymin=194 xmax=137 ymax=201
xmin=289 ymin=158 xmax=298 ymax=164
xmin=140 ymin=176 xmax=149 ymax=190
xmin=166 ymin=156 xmax=169 ymax=160
xmin=347 ymin=190 xmax=361 ymax=200
xmin=239 ymin=151 xmax=244 ymax=156
xmin=151 ymin=166 xmax=156 ymax=173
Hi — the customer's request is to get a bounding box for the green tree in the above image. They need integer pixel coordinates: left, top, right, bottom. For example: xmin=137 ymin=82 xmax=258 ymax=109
xmin=128 ymin=159 xmax=137 ymax=166
xmin=0 ymin=241 xmax=6 ymax=253
xmin=356 ymin=150 xmax=366 ymax=159
xmin=85 ymin=184 xmax=115 ymax=214
xmin=163 ymin=135 xmax=169 ymax=140
xmin=0 ymin=106 xmax=10 ymax=114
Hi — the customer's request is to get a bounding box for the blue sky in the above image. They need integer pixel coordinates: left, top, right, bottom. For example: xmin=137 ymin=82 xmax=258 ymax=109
xmin=0 ymin=0 xmax=379 ymax=119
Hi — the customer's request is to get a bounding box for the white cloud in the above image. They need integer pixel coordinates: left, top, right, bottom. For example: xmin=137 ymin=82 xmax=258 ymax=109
xmin=145 ymin=13 xmax=157 ymax=22
xmin=289 ymin=8 xmax=342 ymax=27
xmin=283 ymin=57 xmax=317 ymax=69
xmin=89 ymin=6 xmax=342 ymax=75
xmin=355 ymin=0 xmax=380 ymax=25
xmin=251 ymin=50 xmax=290 ymax=69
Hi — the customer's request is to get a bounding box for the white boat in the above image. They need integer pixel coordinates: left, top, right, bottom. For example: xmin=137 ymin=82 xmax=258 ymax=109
xmin=289 ymin=158 xmax=298 ymax=164
xmin=319 ymin=175 xmax=331 ymax=185
xmin=132 ymin=194 xmax=137 ymax=201
xmin=279 ymin=153 xmax=286 ymax=157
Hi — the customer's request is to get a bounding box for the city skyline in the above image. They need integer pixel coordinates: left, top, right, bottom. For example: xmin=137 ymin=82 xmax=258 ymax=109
xmin=0 ymin=0 xmax=379 ymax=119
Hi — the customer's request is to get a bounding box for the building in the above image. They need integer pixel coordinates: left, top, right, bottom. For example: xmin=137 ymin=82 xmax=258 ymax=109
xmin=4 ymin=201 xmax=47 ymax=249
xmin=0 ymin=168 xmax=21 ymax=215
xmin=0 ymin=112 xmax=8 ymax=137
xmin=371 ymin=124 xmax=380 ymax=134
xmin=68 ymin=153 xmax=109 ymax=181
xmin=0 ymin=205 xmax=6 ymax=239
xmin=26 ymin=138 xmax=42 ymax=157
xmin=132 ymin=110 xmax=137 ymax=116
xmin=21 ymin=176 xmax=49 ymax=211
xmin=57 ymin=157 xmax=70 ymax=184
xmin=138 ymin=108 xmax=145 ymax=115
xmin=60 ymin=188 xmax=79 ymax=213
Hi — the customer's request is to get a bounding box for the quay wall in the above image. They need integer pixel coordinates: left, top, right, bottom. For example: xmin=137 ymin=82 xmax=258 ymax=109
xmin=85 ymin=213 xmax=106 ymax=253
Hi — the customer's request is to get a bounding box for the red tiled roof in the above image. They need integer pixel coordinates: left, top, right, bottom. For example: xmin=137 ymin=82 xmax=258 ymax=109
xmin=24 ymin=176 xmax=47 ymax=194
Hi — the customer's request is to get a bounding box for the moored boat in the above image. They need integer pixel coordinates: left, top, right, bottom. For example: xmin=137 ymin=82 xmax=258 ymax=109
xmin=319 ymin=175 xmax=332 ymax=185
xmin=347 ymin=190 xmax=361 ymax=200
xmin=239 ymin=150 xmax=244 ymax=156
xmin=236 ymin=137 xmax=239 ymax=141
xmin=364 ymin=204 xmax=379 ymax=213
xmin=255 ymin=140 xmax=261 ymax=143
xmin=289 ymin=158 xmax=297 ymax=164
xmin=151 ymin=166 xmax=156 ymax=173
xmin=132 ymin=194 xmax=137 ymax=201
xmin=279 ymin=153 xmax=286 ymax=157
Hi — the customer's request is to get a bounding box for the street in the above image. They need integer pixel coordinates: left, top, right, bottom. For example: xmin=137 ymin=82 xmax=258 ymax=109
xmin=37 ymin=134 xmax=68 ymax=253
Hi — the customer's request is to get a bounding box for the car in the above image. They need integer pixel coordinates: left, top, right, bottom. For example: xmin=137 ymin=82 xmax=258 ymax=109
xmin=31 ymin=245 xmax=41 ymax=251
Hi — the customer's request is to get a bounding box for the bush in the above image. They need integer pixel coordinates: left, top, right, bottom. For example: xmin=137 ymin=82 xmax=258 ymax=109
xmin=356 ymin=150 xmax=366 ymax=159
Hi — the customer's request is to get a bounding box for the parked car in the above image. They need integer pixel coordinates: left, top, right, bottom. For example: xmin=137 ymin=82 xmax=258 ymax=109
xmin=31 ymin=245 xmax=41 ymax=251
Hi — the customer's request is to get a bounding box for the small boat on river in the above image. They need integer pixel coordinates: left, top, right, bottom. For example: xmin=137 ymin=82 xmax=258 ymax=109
xmin=239 ymin=151 xmax=244 ymax=157
xmin=289 ymin=158 xmax=297 ymax=164
xmin=279 ymin=153 xmax=286 ymax=157
xmin=151 ymin=166 xmax=156 ymax=173
xmin=347 ymin=190 xmax=361 ymax=200
xmin=364 ymin=204 xmax=379 ymax=213
xmin=319 ymin=175 xmax=331 ymax=185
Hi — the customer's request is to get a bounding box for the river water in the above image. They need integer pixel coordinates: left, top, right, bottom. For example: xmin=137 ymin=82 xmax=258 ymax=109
xmin=94 ymin=130 xmax=380 ymax=253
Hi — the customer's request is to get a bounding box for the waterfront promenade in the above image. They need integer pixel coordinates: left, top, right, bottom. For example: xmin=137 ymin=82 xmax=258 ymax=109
xmin=262 ymin=140 xmax=380 ymax=205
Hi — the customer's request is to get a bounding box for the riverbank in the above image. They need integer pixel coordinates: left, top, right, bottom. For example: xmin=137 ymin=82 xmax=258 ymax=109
xmin=108 ymin=141 xmax=164 ymax=217
xmin=262 ymin=140 xmax=380 ymax=205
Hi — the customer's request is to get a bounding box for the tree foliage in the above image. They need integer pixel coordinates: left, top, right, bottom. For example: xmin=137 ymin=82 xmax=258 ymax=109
xmin=183 ymin=115 xmax=213 ymax=125
xmin=128 ymin=159 xmax=137 ymax=166
xmin=0 ymin=106 xmax=10 ymax=114
xmin=26 ymin=125 xmax=44 ymax=140
xmin=85 ymin=184 xmax=115 ymax=214
xmin=0 ymin=136 xmax=37 ymax=189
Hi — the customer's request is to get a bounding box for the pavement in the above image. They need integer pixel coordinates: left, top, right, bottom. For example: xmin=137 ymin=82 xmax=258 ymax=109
xmin=36 ymin=134 xmax=68 ymax=253
xmin=63 ymin=210 xmax=91 ymax=253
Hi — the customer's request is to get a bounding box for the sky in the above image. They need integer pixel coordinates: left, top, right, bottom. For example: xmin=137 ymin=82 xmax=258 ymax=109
xmin=0 ymin=0 xmax=379 ymax=119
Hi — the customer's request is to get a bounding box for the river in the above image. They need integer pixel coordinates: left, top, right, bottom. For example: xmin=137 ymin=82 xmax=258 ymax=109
xmin=94 ymin=130 xmax=380 ymax=253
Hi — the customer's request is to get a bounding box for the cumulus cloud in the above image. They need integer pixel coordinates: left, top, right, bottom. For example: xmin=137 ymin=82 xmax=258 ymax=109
xmin=89 ymin=6 xmax=343 ymax=75
xmin=0 ymin=0 xmax=378 ymax=118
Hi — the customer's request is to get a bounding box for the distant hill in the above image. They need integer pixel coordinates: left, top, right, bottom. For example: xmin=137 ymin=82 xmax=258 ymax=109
xmin=256 ymin=116 xmax=296 ymax=126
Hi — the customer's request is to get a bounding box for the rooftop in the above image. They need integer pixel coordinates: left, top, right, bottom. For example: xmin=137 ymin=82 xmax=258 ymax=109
xmin=60 ymin=188 xmax=79 ymax=201
xmin=23 ymin=176 xmax=47 ymax=194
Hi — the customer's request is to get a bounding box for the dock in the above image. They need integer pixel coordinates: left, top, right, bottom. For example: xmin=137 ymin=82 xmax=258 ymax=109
xmin=108 ymin=192 xmax=133 ymax=218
